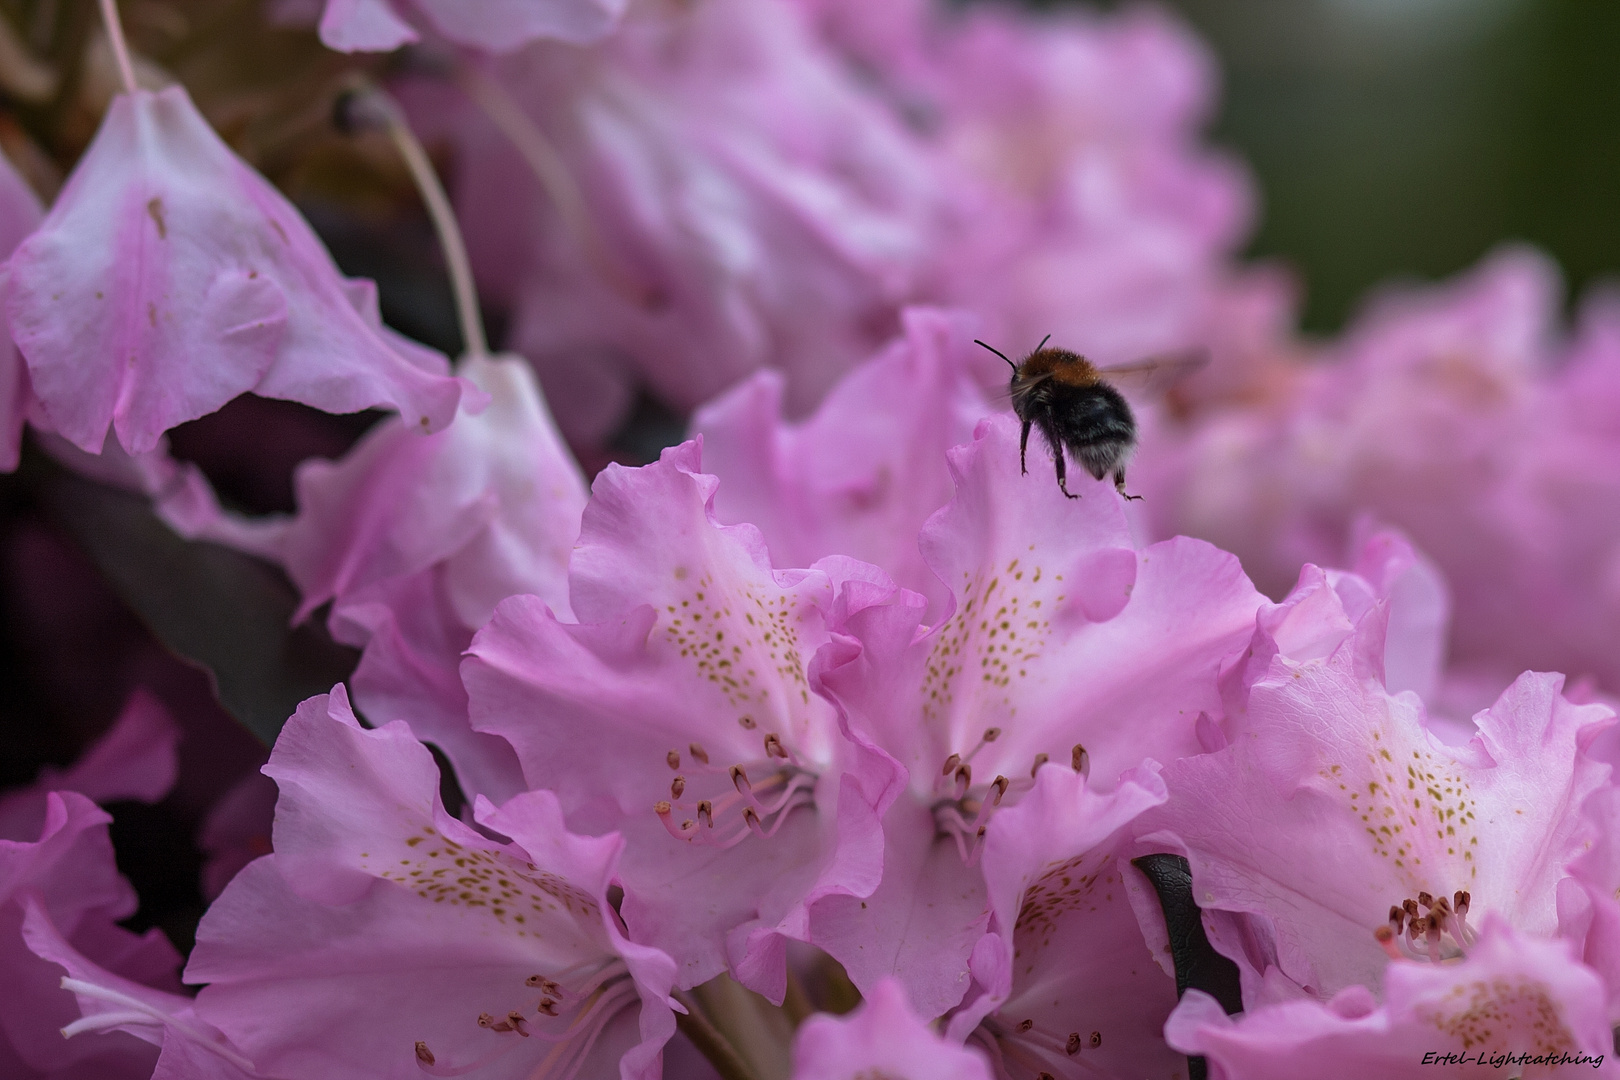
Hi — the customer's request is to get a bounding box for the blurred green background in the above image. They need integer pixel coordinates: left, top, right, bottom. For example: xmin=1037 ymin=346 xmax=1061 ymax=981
xmin=1137 ymin=0 xmax=1620 ymax=332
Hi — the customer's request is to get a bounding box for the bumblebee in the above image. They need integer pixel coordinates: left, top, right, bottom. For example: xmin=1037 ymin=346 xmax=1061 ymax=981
xmin=977 ymin=337 xmax=1201 ymax=500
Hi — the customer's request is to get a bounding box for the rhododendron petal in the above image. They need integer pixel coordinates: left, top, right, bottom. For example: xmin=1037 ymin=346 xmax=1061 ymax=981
xmin=319 ymin=0 xmax=418 ymax=51
xmin=5 ymin=86 xmax=462 ymax=455
xmin=188 ymin=687 xmax=676 ymax=1080
xmin=1166 ymin=918 xmax=1618 ymax=1078
xmin=285 ymin=354 xmax=584 ymax=802
xmin=0 ymin=792 xmax=178 ymax=1077
xmin=694 ymin=307 xmax=993 ymax=613
xmin=940 ymin=764 xmax=1181 ymax=1078
xmin=806 ymin=797 xmax=988 ymax=1018
xmin=23 ymin=899 xmax=253 ymax=1075
xmin=1562 ymin=786 xmax=1620 ymax=1018
xmin=320 ymin=0 xmax=626 ymax=52
xmin=790 ymin=979 xmax=994 ymax=1080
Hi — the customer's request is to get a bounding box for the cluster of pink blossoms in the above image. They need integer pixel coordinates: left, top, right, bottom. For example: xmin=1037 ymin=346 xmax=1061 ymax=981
xmin=4 ymin=2 xmax=1620 ymax=1080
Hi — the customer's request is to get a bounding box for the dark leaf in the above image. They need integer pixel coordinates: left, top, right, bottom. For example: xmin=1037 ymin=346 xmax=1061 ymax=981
xmin=35 ymin=456 xmax=356 ymax=746
xmin=1132 ymin=853 xmax=1244 ymax=1080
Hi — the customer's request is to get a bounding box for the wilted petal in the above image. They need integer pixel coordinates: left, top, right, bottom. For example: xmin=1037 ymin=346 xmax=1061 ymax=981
xmin=284 ymin=354 xmax=584 ymax=801
xmin=5 ymin=86 xmax=462 ymax=455
xmin=0 ymin=146 xmax=42 ymax=472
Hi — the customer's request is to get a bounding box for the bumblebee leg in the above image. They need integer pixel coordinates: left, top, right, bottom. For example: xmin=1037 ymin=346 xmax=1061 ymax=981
xmin=1055 ymin=448 xmax=1079 ymax=500
xmin=1019 ymin=421 xmax=1032 ymax=476
xmin=1115 ymin=469 xmax=1143 ymax=502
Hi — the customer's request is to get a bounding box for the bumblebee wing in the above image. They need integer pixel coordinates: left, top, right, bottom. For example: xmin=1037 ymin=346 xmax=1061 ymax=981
xmin=993 ymin=368 xmax=1057 ymax=409
xmin=1095 ymin=350 xmax=1208 ymax=398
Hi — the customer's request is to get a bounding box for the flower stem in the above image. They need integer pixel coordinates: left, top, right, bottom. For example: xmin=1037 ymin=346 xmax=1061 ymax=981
xmin=672 ymin=989 xmax=761 ymax=1080
xmin=97 ymin=0 xmax=137 ymax=96
xmin=686 ymin=973 xmax=796 ymax=1080
xmin=347 ymin=84 xmax=488 ymax=361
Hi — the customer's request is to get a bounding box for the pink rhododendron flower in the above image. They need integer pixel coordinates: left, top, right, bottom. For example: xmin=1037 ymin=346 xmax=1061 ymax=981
xmin=464 ymin=439 xmax=906 ymax=1001
xmin=946 ymin=763 xmax=1183 ymax=1080
xmin=791 ymin=0 xmax=1271 ymax=386
xmin=790 ymin=978 xmax=994 ymax=1080
xmin=804 ymin=413 xmax=1262 ymax=1014
xmin=186 ymin=687 xmax=679 ymax=1079
xmin=1138 ymin=552 xmax=1615 ymax=1007
xmin=0 ymin=690 xmax=184 ymax=1077
xmin=318 ymin=0 xmax=627 ymax=53
xmin=435 ymin=0 xmax=963 ymax=446
xmin=928 ymin=6 xmax=1257 ymax=371
xmin=4 ymin=84 xmax=464 ymax=456
xmin=285 ymin=354 xmax=587 ymax=801
xmin=1152 ymin=246 xmax=1620 ymax=702
xmin=0 ymin=792 xmax=182 ymax=1079
xmin=1166 ymin=918 xmax=1618 ymax=1079
xmin=693 ymin=307 xmax=994 ymax=616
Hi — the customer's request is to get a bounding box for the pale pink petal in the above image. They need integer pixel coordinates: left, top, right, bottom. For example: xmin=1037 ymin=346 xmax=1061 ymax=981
xmin=5 ymin=86 xmax=462 ymax=455
xmin=791 ymin=979 xmax=993 ymax=1080
xmin=283 ymin=355 xmax=582 ymax=801
xmin=0 ymin=146 xmax=42 ymax=472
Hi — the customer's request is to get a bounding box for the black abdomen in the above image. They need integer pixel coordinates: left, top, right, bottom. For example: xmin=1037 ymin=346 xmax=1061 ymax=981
xmin=1040 ymin=383 xmax=1135 ymax=479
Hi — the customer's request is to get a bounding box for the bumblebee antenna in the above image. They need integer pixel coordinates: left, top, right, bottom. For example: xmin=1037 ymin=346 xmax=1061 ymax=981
xmin=1034 ymin=334 xmax=1052 ymax=353
xmin=974 ymin=339 xmax=1018 ymax=373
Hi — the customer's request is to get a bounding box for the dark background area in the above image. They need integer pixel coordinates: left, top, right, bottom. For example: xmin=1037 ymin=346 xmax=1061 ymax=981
xmin=1150 ymin=0 xmax=1620 ymax=331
